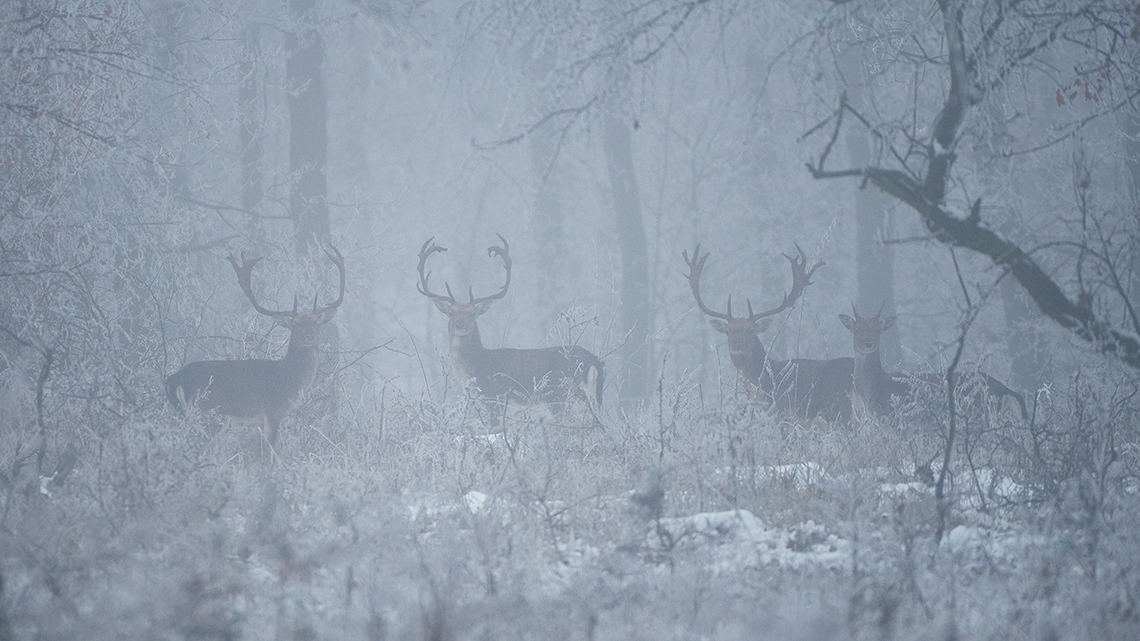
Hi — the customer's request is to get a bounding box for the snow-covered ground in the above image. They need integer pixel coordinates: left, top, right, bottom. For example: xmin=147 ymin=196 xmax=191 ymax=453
xmin=2 ymin=392 xmax=1138 ymax=640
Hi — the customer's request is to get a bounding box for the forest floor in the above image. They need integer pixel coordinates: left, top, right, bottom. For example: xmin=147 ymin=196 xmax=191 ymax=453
xmin=2 ymin=383 xmax=1138 ymax=640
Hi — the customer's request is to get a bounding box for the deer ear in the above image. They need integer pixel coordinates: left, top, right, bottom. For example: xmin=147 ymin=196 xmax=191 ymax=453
xmin=432 ymin=298 xmax=455 ymax=315
xmin=754 ymin=317 xmax=773 ymax=333
xmin=472 ymin=299 xmax=495 ymax=316
xmin=839 ymin=314 xmax=855 ymax=331
xmin=708 ymin=319 xmax=729 ymax=334
xmin=880 ymin=316 xmax=896 ymax=331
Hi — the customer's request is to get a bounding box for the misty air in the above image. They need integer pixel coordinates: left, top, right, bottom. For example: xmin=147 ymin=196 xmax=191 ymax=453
xmin=1 ymin=1 xmax=1138 ymax=639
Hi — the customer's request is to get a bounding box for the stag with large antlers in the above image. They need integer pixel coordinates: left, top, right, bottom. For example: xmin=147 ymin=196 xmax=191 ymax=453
xmin=166 ymin=247 xmax=345 ymax=446
xmin=418 ymin=235 xmax=603 ymax=421
xmin=684 ymin=243 xmax=853 ymax=419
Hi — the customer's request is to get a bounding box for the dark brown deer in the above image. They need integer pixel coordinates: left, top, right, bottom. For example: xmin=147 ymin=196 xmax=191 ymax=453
xmin=417 ymin=234 xmax=604 ymax=418
xmin=166 ymin=247 xmax=345 ymax=445
xmin=840 ymin=305 xmax=1028 ymax=420
xmin=683 ymin=243 xmax=853 ymax=420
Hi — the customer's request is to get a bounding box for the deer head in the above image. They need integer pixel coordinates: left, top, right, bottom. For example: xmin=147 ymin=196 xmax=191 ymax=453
xmin=839 ymin=303 xmax=895 ymax=356
xmin=683 ymin=242 xmax=823 ymax=371
xmin=417 ymin=234 xmax=510 ymax=344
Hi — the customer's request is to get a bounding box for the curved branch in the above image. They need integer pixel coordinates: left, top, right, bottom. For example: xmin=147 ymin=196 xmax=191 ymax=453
xmin=861 ymin=167 xmax=1140 ymax=371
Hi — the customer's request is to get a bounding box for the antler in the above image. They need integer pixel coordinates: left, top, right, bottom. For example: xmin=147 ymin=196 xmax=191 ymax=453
xmin=229 ymin=246 xmax=346 ymax=322
xmin=229 ymin=253 xmax=297 ymax=320
xmin=468 ymin=234 xmax=512 ymax=306
xmin=750 ymin=242 xmax=824 ymax=321
xmin=682 ymin=243 xmax=734 ymax=321
xmin=416 ymin=237 xmax=458 ymax=305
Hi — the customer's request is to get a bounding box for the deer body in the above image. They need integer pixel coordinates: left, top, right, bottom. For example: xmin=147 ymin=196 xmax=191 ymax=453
xmin=841 ymin=308 xmax=1028 ymax=420
xmin=717 ymin=325 xmax=853 ymax=419
xmin=166 ymin=247 xmax=345 ymax=445
xmin=419 ymin=236 xmax=604 ymax=417
xmin=685 ymin=243 xmax=852 ymax=421
xmin=902 ymin=370 xmax=1028 ymax=420
xmin=451 ymin=340 xmax=603 ymax=409
xmin=840 ymin=310 xmax=908 ymax=417
xmin=166 ymin=340 xmax=317 ymax=433
xmin=780 ymin=356 xmax=856 ymax=420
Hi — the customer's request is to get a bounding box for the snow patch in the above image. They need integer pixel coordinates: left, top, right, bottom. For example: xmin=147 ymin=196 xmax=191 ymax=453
xmin=464 ymin=490 xmax=488 ymax=514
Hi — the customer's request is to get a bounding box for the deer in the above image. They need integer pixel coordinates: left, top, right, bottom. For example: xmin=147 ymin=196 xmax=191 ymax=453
xmin=165 ymin=246 xmax=345 ymax=446
xmin=839 ymin=305 xmax=907 ymax=417
xmin=683 ymin=243 xmax=854 ymax=420
xmin=417 ymin=234 xmax=604 ymax=421
xmin=839 ymin=304 xmax=1028 ymax=420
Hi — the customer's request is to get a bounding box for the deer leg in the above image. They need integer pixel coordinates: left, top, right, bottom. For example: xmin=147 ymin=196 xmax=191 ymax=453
xmin=267 ymin=403 xmax=293 ymax=446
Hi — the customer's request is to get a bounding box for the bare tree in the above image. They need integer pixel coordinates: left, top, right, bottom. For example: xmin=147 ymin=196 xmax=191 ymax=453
xmin=807 ymin=0 xmax=1140 ymax=373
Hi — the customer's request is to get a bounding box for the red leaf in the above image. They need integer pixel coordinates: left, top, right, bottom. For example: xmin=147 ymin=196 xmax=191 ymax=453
xmin=1056 ymin=89 xmax=1065 ymax=106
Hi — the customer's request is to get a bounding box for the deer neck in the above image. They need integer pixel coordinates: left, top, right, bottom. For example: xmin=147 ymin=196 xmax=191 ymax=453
xmin=853 ymin=349 xmax=887 ymax=408
xmin=283 ymin=334 xmax=320 ymax=387
xmin=450 ymin=325 xmax=485 ymax=382
xmin=732 ymin=335 xmax=768 ymax=385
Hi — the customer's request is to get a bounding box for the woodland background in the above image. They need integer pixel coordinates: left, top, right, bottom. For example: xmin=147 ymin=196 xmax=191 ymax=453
xmin=1 ymin=1 xmax=1139 ymax=639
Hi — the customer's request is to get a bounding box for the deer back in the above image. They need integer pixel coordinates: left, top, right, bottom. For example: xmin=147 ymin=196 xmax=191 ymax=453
xmin=462 ymin=344 xmax=604 ymax=408
xmin=765 ymin=356 xmax=855 ymax=421
xmin=166 ymin=352 xmax=317 ymax=424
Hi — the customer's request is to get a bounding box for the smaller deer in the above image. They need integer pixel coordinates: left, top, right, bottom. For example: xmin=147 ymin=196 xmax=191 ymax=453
xmin=684 ymin=243 xmax=853 ymax=419
xmin=839 ymin=305 xmax=907 ymax=417
xmin=840 ymin=305 xmax=1028 ymax=420
xmin=417 ymin=235 xmax=603 ymax=419
xmin=166 ymin=247 xmax=345 ymax=445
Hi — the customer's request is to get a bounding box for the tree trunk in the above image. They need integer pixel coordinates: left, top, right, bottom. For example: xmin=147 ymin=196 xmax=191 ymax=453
xmin=239 ymin=26 xmax=264 ymax=232
xmin=604 ymin=112 xmax=650 ymax=402
xmin=848 ymin=129 xmax=899 ymax=365
xmin=990 ymin=100 xmax=1046 ymax=392
xmin=1120 ymin=111 xmax=1140 ymax=304
xmin=840 ymin=34 xmax=899 ymax=367
xmin=527 ymin=56 xmax=565 ymax=324
xmin=287 ymin=0 xmax=329 ymax=252
xmin=999 ymin=275 xmax=1046 ymax=392
xmin=286 ymin=0 xmax=337 ymax=421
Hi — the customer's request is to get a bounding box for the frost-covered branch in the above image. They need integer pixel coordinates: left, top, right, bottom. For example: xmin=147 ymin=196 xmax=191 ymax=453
xmin=808 ymin=0 xmax=1140 ymax=372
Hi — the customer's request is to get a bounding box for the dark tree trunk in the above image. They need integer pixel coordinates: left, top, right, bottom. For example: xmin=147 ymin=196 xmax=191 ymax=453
xmin=286 ymin=0 xmax=336 ymax=422
xmin=840 ymin=34 xmax=899 ymax=367
xmin=604 ymin=112 xmax=650 ymax=401
xmin=849 ymin=129 xmax=899 ymax=366
xmin=528 ymin=90 xmax=564 ymax=321
xmin=287 ymin=0 xmax=329 ymax=252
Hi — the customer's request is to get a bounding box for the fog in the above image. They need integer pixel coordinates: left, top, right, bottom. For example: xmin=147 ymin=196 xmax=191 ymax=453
xmin=2 ymin=1 xmax=1138 ymax=639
